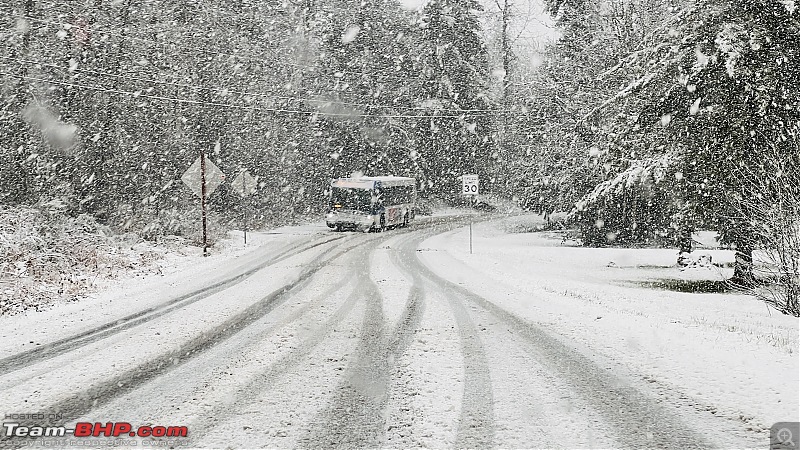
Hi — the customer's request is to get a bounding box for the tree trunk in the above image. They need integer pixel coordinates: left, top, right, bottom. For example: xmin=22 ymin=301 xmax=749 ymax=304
xmin=497 ymin=0 xmax=512 ymax=195
xmin=785 ymin=281 xmax=800 ymax=316
xmin=676 ymin=226 xmax=693 ymax=266
xmin=731 ymin=243 xmax=755 ymax=286
xmin=501 ymin=0 xmax=512 ymax=104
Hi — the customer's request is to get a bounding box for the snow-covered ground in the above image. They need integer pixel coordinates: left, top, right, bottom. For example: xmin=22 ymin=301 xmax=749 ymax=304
xmin=417 ymin=215 xmax=799 ymax=438
xmin=0 ymin=212 xmax=796 ymax=449
xmin=0 ymin=224 xmax=328 ymax=358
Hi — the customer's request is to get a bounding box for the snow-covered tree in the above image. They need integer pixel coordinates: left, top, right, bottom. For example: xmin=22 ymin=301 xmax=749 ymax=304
xmin=631 ymin=0 xmax=800 ymax=284
xmin=306 ymin=0 xmax=420 ymax=181
xmin=540 ymin=0 xmax=799 ymax=299
xmin=415 ymin=0 xmax=496 ymax=197
xmin=0 ymin=0 xmax=328 ymax=232
xmin=511 ymin=0 xmax=678 ymax=227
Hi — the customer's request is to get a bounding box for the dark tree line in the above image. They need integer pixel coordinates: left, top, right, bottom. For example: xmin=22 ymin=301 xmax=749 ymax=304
xmin=0 ymin=0 xmax=499 ymax=237
xmin=4 ymin=0 xmax=795 ymax=313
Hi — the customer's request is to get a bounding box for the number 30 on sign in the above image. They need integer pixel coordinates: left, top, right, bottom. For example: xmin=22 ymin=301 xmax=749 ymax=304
xmin=462 ymin=174 xmax=479 ymax=196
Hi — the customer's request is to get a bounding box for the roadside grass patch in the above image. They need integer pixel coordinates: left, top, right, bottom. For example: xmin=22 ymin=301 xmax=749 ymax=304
xmin=640 ymin=279 xmax=736 ymax=294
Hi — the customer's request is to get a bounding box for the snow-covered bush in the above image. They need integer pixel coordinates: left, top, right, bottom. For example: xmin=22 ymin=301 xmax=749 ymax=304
xmin=747 ymin=192 xmax=800 ymax=317
xmin=108 ymin=204 xmax=192 ymax=241
xmin=0 ymin=206 xmax=163 ymax=315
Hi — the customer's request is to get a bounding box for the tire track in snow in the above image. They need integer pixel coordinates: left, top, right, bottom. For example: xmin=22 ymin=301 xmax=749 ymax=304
xmin=378 ymin=235 xmax=431 ymax=447
xmin=387 ymin=216 xmax=490 ymax=362
xmin=183 ymin=272 xmax=363 ymax=444
xmin=297 ymin=224 xmax=465 ymax=448
xmin=186 ymin=226 xmax=436 ymax=444
xmin=0 ymin=234 xmax=381 ymax=447
xmin=0 ymin=234 xmax=345 ymax=376
xmin=0 ymin=215 xmax=476 ymax=449
xmin=439 ymin=288 xmax=496 ymax=449
xmin=386 ymin=234 xmax=427 ymax=358
xmin=299 ymin=219 xmax=488 ymax=448
xmin=412 ymin=232 xmax=713 ymax=449
xmin=299 ymin=253 xmax=391 ymax=449
xmin=398 ymin=232 xmax=496 ymax=449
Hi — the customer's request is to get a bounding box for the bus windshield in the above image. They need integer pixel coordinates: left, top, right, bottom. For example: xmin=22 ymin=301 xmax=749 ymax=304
xmin=331 ymin=187 xmax=372 ymax=212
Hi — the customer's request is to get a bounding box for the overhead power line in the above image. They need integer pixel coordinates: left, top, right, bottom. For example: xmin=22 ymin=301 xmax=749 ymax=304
xmin=0 ymin=55 xmax=508 ymax=114
xmin=3 ymin=71 xmax=504 ymax=119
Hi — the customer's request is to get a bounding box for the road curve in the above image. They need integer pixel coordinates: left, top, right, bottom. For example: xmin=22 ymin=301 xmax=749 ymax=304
xmin=0 ymin=216 xmax=721 ymax=449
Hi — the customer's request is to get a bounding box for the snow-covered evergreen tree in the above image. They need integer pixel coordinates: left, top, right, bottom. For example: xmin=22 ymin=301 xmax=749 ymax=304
xmin=415 ymin=0 xmax=495 ymax=197
xmin=634 ymin=0 xmax=800 ymax=283
xmin=308 ymin=0 xmax=420 ymax=180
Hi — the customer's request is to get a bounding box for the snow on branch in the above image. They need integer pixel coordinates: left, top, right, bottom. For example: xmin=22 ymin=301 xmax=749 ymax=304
xmin=582 ymin=72 xmax=657 ymax=121
xmin=571 ymin=153 xmax=676 ymax=217
xmin=594 ymin=5 xmax=697 ymax=82
xmin=595 ymin=42 xmax=672 ymax=82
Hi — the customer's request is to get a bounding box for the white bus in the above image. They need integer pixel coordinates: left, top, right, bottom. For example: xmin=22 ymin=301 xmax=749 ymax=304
xmin=325 ymin=176 xmax=416 ymax=232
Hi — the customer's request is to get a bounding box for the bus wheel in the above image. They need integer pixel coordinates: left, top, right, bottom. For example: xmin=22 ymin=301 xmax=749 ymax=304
xmin=335 ymin=224 xmax=342 ymax=232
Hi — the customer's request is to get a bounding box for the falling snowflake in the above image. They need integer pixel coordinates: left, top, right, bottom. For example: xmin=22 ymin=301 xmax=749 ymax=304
xmin=341 ymin=25 xmax=360 ymax=44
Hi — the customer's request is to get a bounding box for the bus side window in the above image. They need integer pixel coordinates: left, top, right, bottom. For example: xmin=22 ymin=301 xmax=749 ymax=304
xmin=395 ymin=186 xmax=408 ymax=204
xmin=383 ymin=187 xmax=393 ymax=206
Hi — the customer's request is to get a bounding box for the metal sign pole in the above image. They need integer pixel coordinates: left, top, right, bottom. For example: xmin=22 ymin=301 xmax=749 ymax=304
xmin=470 ymin=194 xmax=476 ymax=254
xmin=243 ymin=173 xmax=247 ymax=245
xmin=182 ymin=155 xmax=225 ymax=255
xmin=470 ymin=220 xmax=473 ymax=254
xmin=230 ymin=170 xmax=255 ymax=245
xmin=462 ymin=174 xmax=478 ymax=255
xmin=200 ymin=151 xmax=208 ymax=257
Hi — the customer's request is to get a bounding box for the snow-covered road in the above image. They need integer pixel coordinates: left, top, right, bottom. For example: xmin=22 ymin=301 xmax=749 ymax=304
xmin=0 ymin=214 xmax=796 ymax=449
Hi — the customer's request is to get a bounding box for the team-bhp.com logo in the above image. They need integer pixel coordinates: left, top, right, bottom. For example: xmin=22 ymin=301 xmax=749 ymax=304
xmin=3 ymin=421 xmax=188 ymax=438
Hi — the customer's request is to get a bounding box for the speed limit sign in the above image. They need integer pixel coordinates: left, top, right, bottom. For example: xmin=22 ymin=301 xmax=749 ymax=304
xmin=462 ymin=174 xmax=479 ymax=196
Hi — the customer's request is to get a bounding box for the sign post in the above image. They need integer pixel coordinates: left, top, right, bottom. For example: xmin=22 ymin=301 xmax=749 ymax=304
xmin=231 ymin=169 xmax=258 ymax=245
xmin=182 ymin=154 xmax=225 ymax=256
xmin=462 ymin=174 xmax=479 ymax=254
xmin=201 ymin=152 xmax=207 ymax=257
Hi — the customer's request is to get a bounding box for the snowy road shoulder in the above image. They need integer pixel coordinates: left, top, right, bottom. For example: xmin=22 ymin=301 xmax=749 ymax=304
xmin=0 ymin=224 xmax=332 ymax=359
xmin=416 ymin=214 xmax=799 ymax=447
